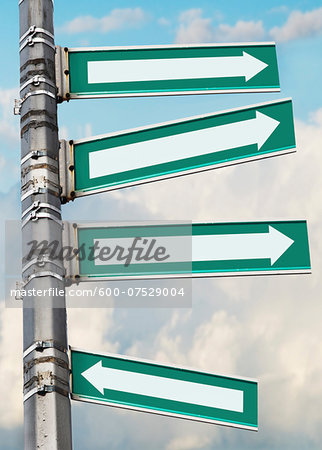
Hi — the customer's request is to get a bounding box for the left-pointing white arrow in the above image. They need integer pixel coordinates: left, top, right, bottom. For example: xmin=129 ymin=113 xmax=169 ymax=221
xmin=81 ymin=361 xmax=244 ymax=413
xmin=89 ymin=111 xmax=280 ymax=179
xmin=87 ymin=52 xmax=268 ymax=84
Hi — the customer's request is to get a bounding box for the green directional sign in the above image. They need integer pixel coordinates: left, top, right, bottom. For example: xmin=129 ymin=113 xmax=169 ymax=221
xmin=61 ymin=42 xmax=279 ymax=99
xmin=70 ymin=348 xmax=258 ymax=430
xmin=61 ymin=99 xmax=295 ymax=200
xmin=64 ymin=220 xmax=311 ymax=282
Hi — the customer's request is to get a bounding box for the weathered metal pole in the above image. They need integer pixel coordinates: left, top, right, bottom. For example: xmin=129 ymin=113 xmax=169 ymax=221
xmin=19 ymin=0 xmax=72 ymax=448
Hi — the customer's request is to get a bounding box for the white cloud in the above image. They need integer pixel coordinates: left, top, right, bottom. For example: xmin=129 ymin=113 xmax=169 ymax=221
xmin=166 ymin=434 xmax=212 ymax=450
xmin=60 ymin=8 xmax=148 ymax=34
xmin=59 ymin=125 xmax=69 ymax=141
xmin=0 ymin=87 xmax=20 ymax=192
xmin=84 ymin=123 xmax=92 ymax=138
xmin=141 ymin=310 xmax=242 ymax=376
xmin=158 ymin=17 xmax=171 ymax=27
xmin=0 ymin=88 xmax=19 ymax=147
xmin=175 ymin=9 xmax=265 ymax=43
xmin=176 ymin=9 xmax=213 ymax=44
xmin=0 ymin=304 xmax=23 ymax=428
xmin=309 ymin=107 xmax=322 ymax=127
xmin=268 ymin=5 xmax=289 ymax=15
xmin=68 ymin=308 xmax=118 ymax=353
xmin=270 ymin=7 xmax=322 ymax=42
xmin=75 ymin=122 xmax=92 ymax=139
xmin=175 ymin=7 xmax=322 ymax=45
xmin=215 ymin=20 xmax=265 ymax=42
xmin=189 ymin=311 xmax=241 ymax=374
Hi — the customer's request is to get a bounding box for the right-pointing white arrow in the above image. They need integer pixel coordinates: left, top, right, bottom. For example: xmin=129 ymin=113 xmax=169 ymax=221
xmin=93 ymin=226 xmax=294 ymax=267
xmin=89 ymin=111 xmax=280 ymax=179
xmin=88 ymin=52 xmax=268 ymax=84
xmin=255 ymin=111 xmax=280 ymax=149
xmin=192 ymin=226 xmax=294 ymax=265
xmin=241 ymin=51 xmax=269 ymax=81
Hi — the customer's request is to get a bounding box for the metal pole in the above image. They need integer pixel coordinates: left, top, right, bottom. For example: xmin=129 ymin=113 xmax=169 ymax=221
xmin=19 ymin=0 xmax=72 ymax=448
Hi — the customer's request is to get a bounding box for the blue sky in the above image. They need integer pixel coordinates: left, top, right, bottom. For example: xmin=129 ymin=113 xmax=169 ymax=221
xmin=1 ymin=1 xmax=322 ymax=193
xmin=1 ymin=1 xmax=322 ymax=449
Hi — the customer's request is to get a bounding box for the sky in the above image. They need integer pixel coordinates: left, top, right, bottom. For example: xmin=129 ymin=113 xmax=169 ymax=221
xmin=1 ymin=0 xmax=322 ymax=449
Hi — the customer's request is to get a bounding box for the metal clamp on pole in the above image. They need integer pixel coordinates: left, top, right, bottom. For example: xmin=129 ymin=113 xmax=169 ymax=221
xmin=20 ymin=25 xmax=54 ymax=43
xmin=22 ymin=211 xmax=62 ymax=228
xmin=19 ymin=25 xmax=55 ymax=52
xmin=22 ymin=257 xmax=63 ymax=274
xmin=24 ymin=385 xmax=69 ymax=403
xmin=19 ymin=0 xmax=54 ymax=5
xmin=59 ymin=140 xmax=75 ymax=203
xmin=20 ymin=37 xmax=56 ymax=52
xmin=20 ymin=89 xmax=56 ymax=107
xmin=21 ymin=187 xmax=52 ymax=202
xmin=22 ymin=271 xmax=64 ymax=285
xmin=20 ymin=75 xmax=56 ymax=94
xmin=17 ymin=77 xmax=57 ymax=116
xmin=20 ymin=150 xmax=52 ymax=165
xmin=21 ymin=201 xmax=61 ymax=219
xmin=23 ymin=340 xmax=67 ymax=359
xmin=21 ymin=164 xmax=61 ymax=199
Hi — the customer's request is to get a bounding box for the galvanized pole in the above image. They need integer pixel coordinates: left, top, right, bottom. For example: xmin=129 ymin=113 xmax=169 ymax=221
xmin=19 ymin=0 xmax=72 ymax=448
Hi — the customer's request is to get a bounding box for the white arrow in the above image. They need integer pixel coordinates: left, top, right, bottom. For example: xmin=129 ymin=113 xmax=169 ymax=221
xmin=81 ymin=360 xmax=244 ymax=413
xmin=192 ymin=226 xmax=294 ymax=265
xmin=93 ymin=226 xmax=294 ymax=267
xmin=89 ymin=111 xmax=280 ymax=179
xmin=88 ymin=52 xmax=268 ymax=84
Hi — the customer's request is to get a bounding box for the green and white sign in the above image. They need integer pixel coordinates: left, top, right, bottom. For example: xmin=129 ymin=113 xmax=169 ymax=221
xmin=61 ymin=99 xmax=295 ymax=200
xmin=61 ymin=43 xmax=279 ymax=99
xmin=61 ymin=42 xmax=280 ymax=100
xmin=70 ymin=348 xmax=258 ymax=430
xmin=64 ymin=220 xmax=311 ymax=282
